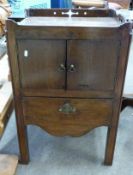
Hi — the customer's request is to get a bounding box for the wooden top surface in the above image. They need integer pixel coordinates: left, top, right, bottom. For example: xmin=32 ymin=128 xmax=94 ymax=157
xmin=19 ymin=17 xmax=122 ymax=28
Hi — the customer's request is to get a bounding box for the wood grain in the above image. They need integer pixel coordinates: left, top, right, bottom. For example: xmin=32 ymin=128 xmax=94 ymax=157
xmin=7 ymin=20 xmax=29 ymax=164
xmin=17 ymin=39 xmax=66 ymax=90
xmin=6 ymin=9 xmax=132 ymax=165
xmin=23 ymin=97 xmax=112 ymax=136
xmin=67 ymin=39 xmax=120 ymax=91
xmin=26 ymin=9 xmax=116 ymax=18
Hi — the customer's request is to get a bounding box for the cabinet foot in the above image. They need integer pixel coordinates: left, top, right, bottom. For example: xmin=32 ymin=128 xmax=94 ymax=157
xmin=104 ymin=126 xmax=117 ymax=166
xmin=103 ymin=160 xmax=113 ymax=166
xmin=16 ymin=119 xmax=30 ymax=165
xmin=19 ymin=157 xmax=29 ymax=165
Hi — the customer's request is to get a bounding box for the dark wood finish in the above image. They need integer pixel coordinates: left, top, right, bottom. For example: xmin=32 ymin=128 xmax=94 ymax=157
xmin=15 ymin=25 xmax=121 ymax=40
xmin=6 ymin=21 xmax=29 ymax=164
xmin=104 ymin=23 xmax=132 ymax=165
xmin=67 ymin=39 xmax=119 ymax=91
xmin=26 ymin=8 xmax=116 ymax=17
xmin=22 ymin=88 xmax=114 ymax=98
xmin=7 ymin=9 xmax=132 ymax=165
xmin=18 ymin=40 xmax=66 ymax=90
xmin=22 ymin=97 xmax=112 ymax=136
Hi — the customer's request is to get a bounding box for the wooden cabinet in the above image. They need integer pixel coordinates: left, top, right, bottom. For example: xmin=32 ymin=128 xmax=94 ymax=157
xmin=7 ymin=9 xmax=132 ymax=165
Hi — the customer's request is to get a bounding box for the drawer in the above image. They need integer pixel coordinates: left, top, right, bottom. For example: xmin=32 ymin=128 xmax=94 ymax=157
xmin=22 ymin=98 xmax=112 ymax=136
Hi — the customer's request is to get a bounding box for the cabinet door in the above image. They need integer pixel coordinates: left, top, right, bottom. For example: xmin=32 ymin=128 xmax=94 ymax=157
xmin=17 ymin=40 xmax=66 ymax=90
xmin=67 ymin=39 xmax=120 ymax=91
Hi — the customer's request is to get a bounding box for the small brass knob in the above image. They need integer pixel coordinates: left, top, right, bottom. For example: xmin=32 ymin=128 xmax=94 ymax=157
xmin=68 ymin=64 xmax=76 ymax=72
xmin=58 ymin=64 xmax=66 ymax=72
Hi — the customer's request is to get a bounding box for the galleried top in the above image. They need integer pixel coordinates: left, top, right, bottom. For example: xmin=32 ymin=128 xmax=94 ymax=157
xmin=16 ymin=9 xmax=128 ymax=28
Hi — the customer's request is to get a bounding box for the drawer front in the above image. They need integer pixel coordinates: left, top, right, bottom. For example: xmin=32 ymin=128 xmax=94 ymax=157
xmin=22 ymin=98 xmax=112 ymax=136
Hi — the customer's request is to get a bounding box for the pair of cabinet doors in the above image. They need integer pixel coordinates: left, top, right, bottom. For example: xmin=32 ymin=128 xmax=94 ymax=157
xmin=17 ymin=39 xmax=120 ymax=92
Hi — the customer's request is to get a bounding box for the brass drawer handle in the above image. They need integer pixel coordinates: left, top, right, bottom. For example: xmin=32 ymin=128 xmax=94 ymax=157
xmin=68 ymin=64 xmax=76 ymax=72
xmin=58 ymin=64 xmax=66 ymax=72
xmin=59 ymin=103 xmax=76 ymax=114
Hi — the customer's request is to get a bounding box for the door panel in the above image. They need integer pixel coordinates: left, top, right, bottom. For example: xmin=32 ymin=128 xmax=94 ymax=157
xmin=67 ymin=39 xmax=120 ymax=91
xmin=17 ymin=40 xmax=66 ymax=90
